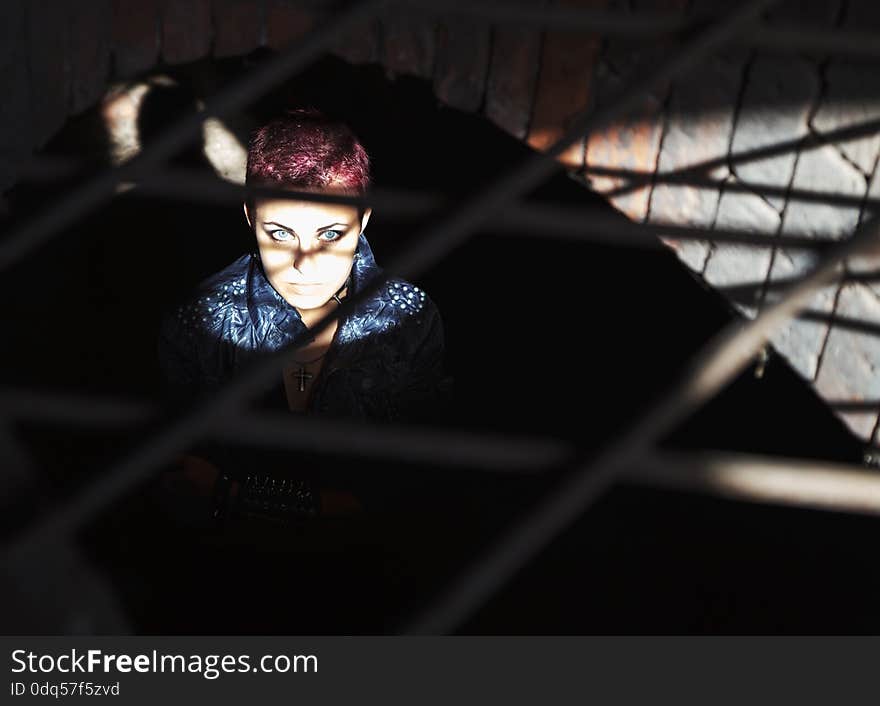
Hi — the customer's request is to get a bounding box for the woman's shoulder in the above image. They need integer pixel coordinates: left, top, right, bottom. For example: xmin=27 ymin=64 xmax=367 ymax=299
xmin=367 ymin=275 xmax=446 ymax=354
xmin=361 ymin=275 xmax=444 ymax=340
xmin=159 ymin=254 xmax=252 ymax=340
xmin=337 ymin=274 xmax=443 ymax=356
xmin=377 ymin=276 xmax=436 ymax=322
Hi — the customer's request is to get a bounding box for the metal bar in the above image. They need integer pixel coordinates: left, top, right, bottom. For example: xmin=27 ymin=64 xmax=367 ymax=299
xmin=214 ymin=413 xmax=570 ymax=473
xmin=498 ymin=202 xmax=833 ymax=252
xmin=718 ymin=269 xmax=880 ymax=302
xmin=0 ymin=0 xmax=779 ymax=567
xmin=27 ymin=162 xmax=828 ymax=252
xmin=0 ymin=388 xmax=569 ymax=473
xmin=1 ymin=389 xmax=154 ymax=428
xmin=628 ymin=450 xmax=880 ymax=517
xmin=0 ymin=425 xmax=40 ymax=502
xmin=592 ymin=168 xmax=877 ymax=212
xmin=0 ymin=0 xmax=386 ymax=272
xmin=750 ymin=25 xmax=880 ymax=59
xmin=826 ymin=400 xmax=880 ymax=413
xmin=134 ymin=164 xmax=874 ymax=237
xmin=134 ymin=173 xmax=441 ymax=216
xmin=3 ymin=1 xmax=877 ymax=275
xmin=402 ymin=211 xmax=879 ymax=635
xmin=402 ymin=0 xmax=691 ymax=34
xmin=403 ymin=0 xmax=880 ymax=59
xmin=16 ymin=156 xmax=442 ymax=217
xmin=589 ymin=117 xmax=880 ymax=203
xmin=381 ymin=0 xmax=782 ymax=281
xmin=8 ymin=386 xmax=880 ymax=514
xmin=121 ymin=167 xmax=838 ymax=252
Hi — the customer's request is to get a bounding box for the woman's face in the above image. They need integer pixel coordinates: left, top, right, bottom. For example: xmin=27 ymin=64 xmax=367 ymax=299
xmin=245 ymin=194 xmax=371 ymax=311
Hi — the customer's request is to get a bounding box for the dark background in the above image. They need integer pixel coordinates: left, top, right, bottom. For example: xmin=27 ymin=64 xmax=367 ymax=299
xmin=1 ymin=53 xmax=875 ymax=634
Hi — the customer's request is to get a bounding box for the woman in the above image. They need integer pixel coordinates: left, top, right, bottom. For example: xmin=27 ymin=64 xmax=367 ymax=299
xmin=157 ymin=108 xmax=452 ymax=524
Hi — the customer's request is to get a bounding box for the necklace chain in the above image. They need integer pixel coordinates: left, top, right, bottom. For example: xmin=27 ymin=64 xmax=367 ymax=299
xmin=285 ymin=275 xmax=350 ymax=388
xmin=291 ymin=349 xmax=328 ymax=366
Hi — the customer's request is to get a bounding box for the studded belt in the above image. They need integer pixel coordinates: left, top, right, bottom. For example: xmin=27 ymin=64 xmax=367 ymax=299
xmin=212 ymin=471 xmax=321 ymax=525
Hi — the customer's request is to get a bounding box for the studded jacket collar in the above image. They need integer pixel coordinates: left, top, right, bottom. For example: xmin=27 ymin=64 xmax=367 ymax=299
xmin=157 ymin=233 xmax=450 ymax=422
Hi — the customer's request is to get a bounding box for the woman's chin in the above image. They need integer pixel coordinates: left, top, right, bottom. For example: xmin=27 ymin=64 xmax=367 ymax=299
xmin=285 ymin=292 xmax=329 ymax=310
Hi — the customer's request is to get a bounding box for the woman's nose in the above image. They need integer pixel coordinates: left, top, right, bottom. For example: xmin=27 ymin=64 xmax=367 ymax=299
xmin=291 ymin=241 xmax=319 ymax=272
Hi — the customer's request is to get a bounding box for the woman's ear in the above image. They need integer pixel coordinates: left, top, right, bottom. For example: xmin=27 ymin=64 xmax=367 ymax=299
xmin=360 ymin=207 xmax=372 ymax=234
xmin=243 ymin=202 xmax=253 ymax=229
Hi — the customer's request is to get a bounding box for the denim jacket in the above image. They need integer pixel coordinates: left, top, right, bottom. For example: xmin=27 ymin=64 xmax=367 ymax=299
xmin=157 ymin=232 xmax=452 ymax=424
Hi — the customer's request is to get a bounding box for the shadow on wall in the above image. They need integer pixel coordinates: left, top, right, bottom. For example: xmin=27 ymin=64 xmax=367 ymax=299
xmin=1 ymin=52 xmax=866 ymax=474
xmin=1 ymin=32 xmax=879 ymax=633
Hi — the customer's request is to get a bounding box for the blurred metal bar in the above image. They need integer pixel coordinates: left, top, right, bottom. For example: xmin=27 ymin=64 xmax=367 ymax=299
xmin=13 ymin=384 xmax=880 ymax=532
xmin=0 ymin=404 xmax=57 ymax=535
xmin=403 ymin=211 xmax=879 ymax=635
xmin=0 ymin=387 xmax=569 ymax=473
xmin=0 ymin=425 xmax=40 ymax=502
xmin=381 ymin=0 xmax=782 ymax=282
xmin=751 ymin=25 xmax=880 ymax=59
xmin=403 ymin=0 xmax=691 ymax=34
xmin=16 ymin=156 xmax=440 ymax=216
xmin=133 ymin=168 xmax=837 ymax=252
xmin=86 ymin=165 xmax=840 ymax=252
xmin=215 ymin=413 xmax=571 ymax=472
xmin=499 ymin=202 xmax=833 ymax=252
xmin=593 ymin=167 xmax=877 ymax=212
xmin=1 ymin=389 xmax=154 ymax=428
xmin=405 ymin=0 xmax=880 ymax=60
xmin=593 ymin=117 xmax=880 ymax=203
xmin=0 ymin=0 xmax=781 ymax=566
xmin=629 ymin=450 xmax=880 ymax=517
xmin=9 ymin=384 xmax=880 ymax=510
xmin=134 ymin=172 xmax=441 ymax=216
xmin=3 ymin=0 xmax=877 ymax=276
xmin=0 ymin=0 xmax=386 ymax=271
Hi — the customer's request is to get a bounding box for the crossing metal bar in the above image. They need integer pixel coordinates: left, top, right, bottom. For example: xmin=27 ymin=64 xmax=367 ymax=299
xmin=17 ymin=158 xmax=844 ymax=252
xmin=0 ymin=0 xmax=781 ymax=567
xmin=628 ymin=450 xmax=880 ymax=517
xmin=406 ymin=0 xmax=880 ymax=59
xmin=380 ymin=0 xmax=783 ymax=281
xmin=593 ymin=168 xmax=879 ymax=212
xmin=750 ymin=24 xmax=880 ymax=59
xmin=12 ymin=0 xmax=880 ymax=638
xmin=8 ymin=388 xmax=880 ymax=516
xmin=17 ymin=155 xmax=441 ymax=216
xmin=214 ymin=413 xmax=570 ymax=472
xmin=588 ymin=116 xmax=880 ymax=202
xmin=0 ymin=387 xmax=569 ymax=473
xmin=405 ymin=1 xmax=692 ymax=34
xmin=123 ymin=167 xmax=839 ymax=253
xmin=0 ymin=389 xmax=154 ymax=428
xmin=5 ymin=0 xmax=871 ymax=273
xmin=403 ymin=213 xmax=880 ymax=635
xmin=0 ymin=0 xmax=386 ymax=271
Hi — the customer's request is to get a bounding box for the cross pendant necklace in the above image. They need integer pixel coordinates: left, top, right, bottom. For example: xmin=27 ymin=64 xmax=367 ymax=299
xmin=293 ymin=366 xmax=313 ymax=392
xmin=285 ymin=276 xmax=348 ymax=395
xmin=287 ymin=349 xmax=328 ymax=393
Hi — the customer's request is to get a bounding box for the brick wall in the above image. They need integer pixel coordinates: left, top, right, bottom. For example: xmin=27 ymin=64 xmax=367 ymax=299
xmin=3 ymin=0 xmax=879 ymax=444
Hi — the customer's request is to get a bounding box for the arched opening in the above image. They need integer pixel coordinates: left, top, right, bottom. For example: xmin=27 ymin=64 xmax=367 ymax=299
xmin=2 ymin=45 xmax=875 ymax=634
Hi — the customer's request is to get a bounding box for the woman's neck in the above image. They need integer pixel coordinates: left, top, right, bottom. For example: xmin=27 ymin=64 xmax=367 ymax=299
xmin=296 ymin=285 xmax=347 ymax=332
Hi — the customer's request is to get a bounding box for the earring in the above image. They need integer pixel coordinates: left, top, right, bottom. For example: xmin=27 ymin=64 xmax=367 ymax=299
xmin=331 ymin=274 xmax=352 ymax=305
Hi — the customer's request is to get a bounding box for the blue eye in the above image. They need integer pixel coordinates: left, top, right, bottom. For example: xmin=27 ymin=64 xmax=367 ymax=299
xmin=269 ymin=229 xmax=294 ymax=241
xmin=318 ymin=229 xmax=344 ymax=242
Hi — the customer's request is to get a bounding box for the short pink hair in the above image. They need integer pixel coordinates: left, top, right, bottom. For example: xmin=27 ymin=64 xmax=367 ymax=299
xmin=246 ymin=108 xmax=371 ymax=194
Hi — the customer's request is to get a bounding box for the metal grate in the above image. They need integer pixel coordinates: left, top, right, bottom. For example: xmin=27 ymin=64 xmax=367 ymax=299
xmin=2 ymin=0 xmax=880 ymax=635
